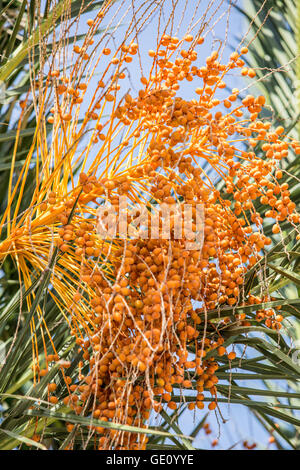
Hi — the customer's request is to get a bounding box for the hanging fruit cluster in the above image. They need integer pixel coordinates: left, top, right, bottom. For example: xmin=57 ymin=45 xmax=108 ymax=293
xmin=0 ymin=3 xmax=299 ymax=450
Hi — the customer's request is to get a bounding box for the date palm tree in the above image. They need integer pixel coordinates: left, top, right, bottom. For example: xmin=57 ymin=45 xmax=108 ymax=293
xmin=0 ymin=0 xmax=299 ymax=451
